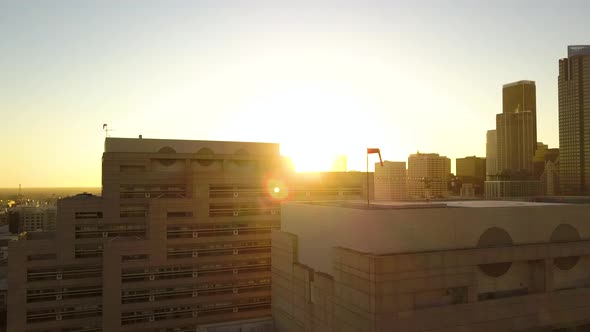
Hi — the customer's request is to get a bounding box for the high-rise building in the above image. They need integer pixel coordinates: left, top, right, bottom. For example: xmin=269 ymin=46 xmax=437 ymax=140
xmin=407 ymin=153 xmax=450 ymax=199
xmin=496 ymin=81 xmax=537 ymax=176
xmin=486 ymin=130 xmax=498 ymax=179
xmin=456 ymin=156 xmax=486 ymax=195
xmin=558 ymin=45 xmax=590 ymax=195
xmin=8 ymin=137 xmax=285 ymax=332
xmin=496 ymin=110 xmax=536 ymax=175
xmin=374 ymin=161 xmax=407 ymax=200
xmin=502 ymin=80 xmax=537 ymax=145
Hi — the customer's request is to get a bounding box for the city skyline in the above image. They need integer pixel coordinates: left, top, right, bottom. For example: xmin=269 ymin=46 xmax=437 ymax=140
xmin=2 ymin=1 xmax=590 ymax=187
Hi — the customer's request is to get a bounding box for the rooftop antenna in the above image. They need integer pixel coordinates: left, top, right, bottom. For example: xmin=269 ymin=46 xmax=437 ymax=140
xmin=102 ymin=124 xmax=113 ymax=137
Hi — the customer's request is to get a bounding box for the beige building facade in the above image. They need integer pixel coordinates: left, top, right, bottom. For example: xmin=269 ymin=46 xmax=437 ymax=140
xmin=8 ymin=137 xmax=285 ymax=332
xmin=374 ymin=161 xmax=406 ymax=200
xmin=273 ymin=201 xmax=590 ymax=332
xmin=407 ymin=153 xmax=450 ymax=199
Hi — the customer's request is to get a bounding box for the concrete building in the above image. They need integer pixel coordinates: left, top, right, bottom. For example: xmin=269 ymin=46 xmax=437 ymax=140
xmin=542 ymin=159 xmax=560 ymax=196
xmin=486 ymin=130 xmax=498 ymax=179
xmin=456 ymin=156 xmax=486 ymax=195
xmin=460 ymin=183 xmax=475 ymax=197
xmin=7 ymin=205 xmax=57 ymax=233
xmin=273 ymin=200 xmax=590 ymax=331
xmin=559 ymin=45 xmax=590 ymax=195
xmin=407 ymin=153 xmax=450 ymax=199
xmin=8 ymin=137 xmax=286 ymax=332
xmin=484 ymin=180 xmax=543 ymax=199
xmin=374 ymin=161 xmax=407 ymax=200
xmin=286 ymin=172 xmax=373 ymax=202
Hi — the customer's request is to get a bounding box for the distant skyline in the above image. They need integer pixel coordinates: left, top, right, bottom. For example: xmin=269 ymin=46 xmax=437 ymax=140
xmin=2 ymin=1 xmax=590 ymax=187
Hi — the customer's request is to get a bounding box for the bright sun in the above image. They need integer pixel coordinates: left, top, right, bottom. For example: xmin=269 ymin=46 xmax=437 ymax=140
xmin=280 ymin=142 xmax=339 ymax=172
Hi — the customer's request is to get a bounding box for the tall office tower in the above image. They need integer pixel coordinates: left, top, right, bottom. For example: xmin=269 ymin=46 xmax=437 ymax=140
xmin=559 ymin=45 xmax=590 ymax=195
xmin=496 ymin=110 xmax=536 ymax=175
xmin=456 ymin=156 xmax=486 ymax=195
xmin=8 ymin=137 xmax=285 ymax=332
xmin=374 ymin=161 xmax=407 ymax=200
xmin=486 ymin=130 xmax=498 ymax=179
xmin=407 ymin=152 xmax=450 ymax=199
xmin=503 ymin=80 xmax=537 ymax=146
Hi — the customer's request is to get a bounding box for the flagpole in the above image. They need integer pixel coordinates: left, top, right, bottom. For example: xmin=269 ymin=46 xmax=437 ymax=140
xmin=366 ymin=151 xmax=369 ymax=208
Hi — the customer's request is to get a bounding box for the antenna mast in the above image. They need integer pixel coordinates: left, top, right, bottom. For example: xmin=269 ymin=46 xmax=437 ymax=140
xmin=102 ymin=124 xmax=112 ymax=137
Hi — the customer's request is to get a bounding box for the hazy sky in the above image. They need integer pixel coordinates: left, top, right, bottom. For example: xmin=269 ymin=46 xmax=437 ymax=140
xmin=2 ymin=1 xmax=589 ymax=187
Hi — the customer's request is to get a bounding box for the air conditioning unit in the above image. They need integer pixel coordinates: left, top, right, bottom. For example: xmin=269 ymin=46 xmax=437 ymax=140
xmin=56 ymin=294 xmax=62 ymax=300
xmin=192 ymin=271 xmax=199 ymax=278
xmin=56 ymin=274 xmax=62 ymax=280
xmin=192 ymin=231 xmax=199 ymax=238
xmin=232 ymin=249 xmax=239 ymax=255
xmin=233 ymin=211 xmax=239 ymax=217
xmin=102 ymin=232 xmax=108 ymax=238
xmin=233 ymin=192 xmax=239 ymax=198
xmin=232 ymin=230 xmax=239 ymax=236
xmin=149 ymin=274 xmax=155 ymax=281
xmin=192 ymin=251 xmax=199 ymax=258
xmin=149 ymin=295 xmax=155 ymax=302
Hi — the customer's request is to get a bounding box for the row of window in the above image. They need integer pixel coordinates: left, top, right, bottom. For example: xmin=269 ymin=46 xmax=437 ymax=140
xmin=208 ymin=203 xmax=280 ymax=217
xmin=166 ymin=240 xmax=271 ymax=259
xmin=121 ymin=297 xmax=270 ymax=325
xmin=75 ymin=223 xmax=146 ymax=239
xmin=27 ymin=305 xmax=102 ymax=323
xmin=27 ymin=265 xmax=102 ymax=282
xmin=121 ymin=259 xmax=270 ymax=283
xmin=27 ymin=286 xmax=102 ymax=303
xmin=121 ymin=279 xmax=270 ymax=304
xmin=167 ymin=224 xmax=277 ymax=239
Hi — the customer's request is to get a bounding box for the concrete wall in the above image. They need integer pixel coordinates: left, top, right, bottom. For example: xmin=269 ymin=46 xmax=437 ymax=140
xmin=280 ymin=202 xmax=590 ymax=274
xmin=274 ymin=202 xmax=590 ymax=331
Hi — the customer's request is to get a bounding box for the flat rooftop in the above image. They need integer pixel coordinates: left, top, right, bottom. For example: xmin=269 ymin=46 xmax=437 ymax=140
xmin=301 ymin=199 xmax=567 ymax=210
xmin=104 ymin=137 xmax=280 ymax=155
xmin=280 ymin=200 xmax=590 ymax=274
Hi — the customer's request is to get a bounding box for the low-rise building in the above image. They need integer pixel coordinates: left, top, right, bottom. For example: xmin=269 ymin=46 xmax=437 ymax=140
xmin=484 ymin=180 xmax=543 ymax=199
xmin=273 ymin=200 xmax=590 ymax=331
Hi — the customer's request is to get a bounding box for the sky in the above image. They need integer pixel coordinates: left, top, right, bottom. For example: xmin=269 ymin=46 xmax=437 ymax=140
xmin=1 ymin=0 xmax=589 ymax=187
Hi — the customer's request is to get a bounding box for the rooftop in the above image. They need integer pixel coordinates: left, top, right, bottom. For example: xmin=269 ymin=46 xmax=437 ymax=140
xmin=280 ymin=200 xmax=590 ymax=274
xmin=300 ymin=199 xmax=566 ymax=210
xmin=502 ymin=80 xmax=535 ymax=88
xmin=568 ymin=45 xmax=590 ymax=57
xmin=104 ymin=137 xmax=280 ymax=155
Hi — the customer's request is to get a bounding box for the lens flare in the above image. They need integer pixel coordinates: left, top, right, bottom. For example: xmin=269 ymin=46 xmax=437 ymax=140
xmin=265 ymin=178 xmax=289 ymax=201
